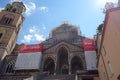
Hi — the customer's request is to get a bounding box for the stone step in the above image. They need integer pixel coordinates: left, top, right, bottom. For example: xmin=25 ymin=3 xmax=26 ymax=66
xmin=42 ymin=74 xmax=75 ymax=80
xmin=0 ymin=75 xmax=31 ymax=80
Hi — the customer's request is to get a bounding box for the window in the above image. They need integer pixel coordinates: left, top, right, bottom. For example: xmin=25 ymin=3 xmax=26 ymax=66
xmin=100 ymin=56 xmax=103 ymax=66
xmin=102 ymin=72 xmax=108 ymax=80
xmin=6 ymin=64 xmax=14 ymax=73
xmin=12 ymin=8 xmax=16 ymax=13
xmin=117 ymin=75 xmax=120 ymax=80
xmin=0 ymin=33 xmax=3 ymax=39
xmin=3 ymin=17 xmax=12 ymax=24
xmin=1 ymin=14 xmax=14 ymax=25
xmin=10 ymin=39 xmax=15 ymax=52
xmin=103 ymin=46 xmax=106 ymax=55
xmin=6 ymin=8 xmax=9 ymax=11
xmin=0 ymin=30 xmax=5 ymax=41
xmin=5 ymin=60 xmax=15 ymax=73
xmin=108 ymin=61 xmax=114 ymax=77
xmin=17 ymin=24 xmax=21 ymax=32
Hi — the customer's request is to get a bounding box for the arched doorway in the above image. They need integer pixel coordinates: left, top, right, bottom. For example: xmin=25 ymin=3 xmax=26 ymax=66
xmin=43 ymin=57 xmax=55 ymax=74
xmin=71 ymin=56 xmax=83 ymax=74
xmin=57 ymin=47 xmax=68 ymax=74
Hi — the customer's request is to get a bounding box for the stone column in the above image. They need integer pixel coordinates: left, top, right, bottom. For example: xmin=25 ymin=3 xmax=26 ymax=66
xmin=69 ymin=60 xmax=71 ymax=75
xmin=54 ymin=62 xmax=57 ymax=75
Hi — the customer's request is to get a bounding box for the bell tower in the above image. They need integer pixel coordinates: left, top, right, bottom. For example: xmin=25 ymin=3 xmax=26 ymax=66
xmin=0 ymin=2 xmax=26 ymax=61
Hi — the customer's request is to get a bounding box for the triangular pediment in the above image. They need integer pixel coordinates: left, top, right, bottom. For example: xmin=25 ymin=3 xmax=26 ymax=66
xmin=43 ymin=41 xmax=83 ymax=53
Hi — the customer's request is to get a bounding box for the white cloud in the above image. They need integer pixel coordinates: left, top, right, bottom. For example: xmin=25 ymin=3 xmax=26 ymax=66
xmin=41 ymin=24 xmax=46 ymax=30
xmin=43 ymin=26 xmax=46 ymax=30
xmin=10 ymin=0 xmax=22 ymax=3
xmin=21 ymin=34 xmax=33 ymax=43
xmin=21 ymin=34 xmax=45 ymax=43
xmin=10 ymin=0 xmax=31 ymax=3
xmin=95 ymin=0 xmax=118 ymax=8
xmin=10 ymin=0 xmax=36 ymax=16
xmin=10 ymin=1 xmax=49 ymax=16
xmin=25 ymin=2 xmax=36 ymax=16
xmin=39 ymin=6 xmax=49 ymax=13
xmin=21 ymin=25 xmax=46 ymax=43
xmin=29 ymin=26 xmax=36 ymax=33
xmin=0 ymin=7 xmax=4 ymax=12
xmin=29 ymin=29 xmax=35 ymax=33
xmin=34 ymin=34 xmax=45 ymax=42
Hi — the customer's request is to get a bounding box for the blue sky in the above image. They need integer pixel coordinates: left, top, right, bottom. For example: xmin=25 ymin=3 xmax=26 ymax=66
xmin=0 ymin=0 xmax=118 ymax=44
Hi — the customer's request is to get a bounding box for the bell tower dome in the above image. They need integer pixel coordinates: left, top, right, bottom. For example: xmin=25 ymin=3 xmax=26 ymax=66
xmin=0 ymin=2 xmax=26 ymax=61
xmin=5 ymin=2 xmax=26 ymax=14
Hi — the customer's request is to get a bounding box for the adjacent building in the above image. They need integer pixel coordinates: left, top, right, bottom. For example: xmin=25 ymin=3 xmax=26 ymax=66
xmin=96 ymin=2 xmax=120 ymax=80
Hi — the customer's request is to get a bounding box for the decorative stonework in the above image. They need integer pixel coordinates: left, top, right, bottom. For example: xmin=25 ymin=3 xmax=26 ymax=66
xmin=42 ymin=41 xmax=86 ymax=74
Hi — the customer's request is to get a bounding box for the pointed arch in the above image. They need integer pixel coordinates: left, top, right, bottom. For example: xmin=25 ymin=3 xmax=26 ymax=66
xmin=71 ymin=56 xmax=83 ymax=74
xmin=57 ymin=47 xmax=69 ymax=74
xmin=43 ymin=57 xmax=55 ymax=74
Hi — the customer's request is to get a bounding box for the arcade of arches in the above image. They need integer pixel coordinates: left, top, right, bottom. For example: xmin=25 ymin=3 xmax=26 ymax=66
xmin=43 ymin=46 xmax=84 ymax=75
xmin=43 ymin=57 xmax=55 ymax=74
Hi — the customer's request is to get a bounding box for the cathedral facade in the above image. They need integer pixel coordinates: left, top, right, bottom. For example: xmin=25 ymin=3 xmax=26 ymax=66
xmin=41 ymin=23 xmax=86 ymax=75
xmin=0 ymin=2 xmax=99 ymax=80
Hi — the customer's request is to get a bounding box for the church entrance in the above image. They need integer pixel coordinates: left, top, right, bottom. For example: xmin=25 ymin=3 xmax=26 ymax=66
xmin=57 ymin=47 xmax=69 ymax=74
xmin=61 ymin=64 xmax=68 ymax=74
xmin=71 ymin=56 xmax=83 ymax=74
xmin=43 ymin=57 xmax=55 ymax=74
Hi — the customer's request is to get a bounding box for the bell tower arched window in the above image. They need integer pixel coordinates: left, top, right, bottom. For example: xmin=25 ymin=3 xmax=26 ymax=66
xmin=0 ymin=30 xmax=5 ymax=42
xmin=1 ymin=14 xmax=14 ymax=25
xmin=12 ymin=8 xmax=16 ymax=13
xmin=3 ymin=18 xmax=12 ymax=24
xmin=0 ymin=33 xmax=3 ymax=39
